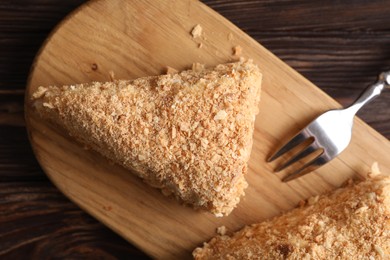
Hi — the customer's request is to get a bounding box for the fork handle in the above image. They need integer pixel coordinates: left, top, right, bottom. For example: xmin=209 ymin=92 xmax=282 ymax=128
xmin=346 ymin=71 xmax=390 ymax=115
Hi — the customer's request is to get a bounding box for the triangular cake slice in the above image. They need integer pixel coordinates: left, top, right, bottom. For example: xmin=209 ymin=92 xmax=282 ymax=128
xmin=31 ymin=60 xmax=262 ymax=216
xmin=193 ymin=170 xmax=390 ymax=258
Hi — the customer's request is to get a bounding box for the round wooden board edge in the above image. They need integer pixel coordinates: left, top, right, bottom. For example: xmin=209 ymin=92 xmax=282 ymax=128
xmin=23 ymin=0 xmax=152 ymax=257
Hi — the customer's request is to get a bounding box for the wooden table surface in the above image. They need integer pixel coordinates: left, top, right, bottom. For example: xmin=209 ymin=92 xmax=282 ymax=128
xmin=1 ymin=0 xmax=389 ymax=258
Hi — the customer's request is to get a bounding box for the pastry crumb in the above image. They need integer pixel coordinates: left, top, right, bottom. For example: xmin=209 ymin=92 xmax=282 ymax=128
xmin=166 ymin=66 xmax=178 ymax=74
xmin=217 ymin=226 xmax=227 ymax=236
xmin=369 ymin=162 xmax=381 ymax=178
xmin=227 ymin=32 xmax=234 ymax=41
xmin=32 ymin=86 xmax=48 ymax=99
xmin=192 ymin=62 xmax=205 ymax=72
xmin=233 ymin=45 xmax=243 ymax=57
xmin=109 ymin=70 xmax=115 ymax=81
xmin=42 ymin=102 xmax=54 ymax=109
xmin=214 ymin=110 xmax=227 ymax=121
xmin=191 ymin=24 xmax=203 ymax=38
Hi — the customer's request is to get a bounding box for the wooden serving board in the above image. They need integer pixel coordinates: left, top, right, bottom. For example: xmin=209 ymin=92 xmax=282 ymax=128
xmin=25 ymin=0 xmax=390 ymax=259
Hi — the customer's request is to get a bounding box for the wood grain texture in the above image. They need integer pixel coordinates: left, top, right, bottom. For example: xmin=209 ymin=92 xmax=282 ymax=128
xmin=23 ymin=0 xmax=390 ymax=258
xmin=1 ymin=0 xmax=389 ymax=259
xmin=0 ymin=182 xmax=149 ymax=259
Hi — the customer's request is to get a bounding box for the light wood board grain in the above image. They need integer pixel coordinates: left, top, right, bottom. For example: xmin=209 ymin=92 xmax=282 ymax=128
xmin=25 ymin=0 xmax=390 ymax=259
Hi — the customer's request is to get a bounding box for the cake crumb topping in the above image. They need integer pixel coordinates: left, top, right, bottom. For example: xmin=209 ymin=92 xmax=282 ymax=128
xmin=31 ymin=60 xmax=262 ymax=216
xmin=193 ymin=174 xmax=390 ymax=258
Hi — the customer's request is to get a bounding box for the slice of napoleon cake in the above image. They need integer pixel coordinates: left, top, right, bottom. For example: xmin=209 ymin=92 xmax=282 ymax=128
xmin=193 ymin=166 xmax=390 ymax=258
xmin=31 ymin=60 xmax=262 ymax=216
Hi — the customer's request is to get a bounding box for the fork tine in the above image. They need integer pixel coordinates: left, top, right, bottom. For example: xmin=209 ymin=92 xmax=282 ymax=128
xmin=267 ymin=132 xmax=308 ymax=162
xmin=275 ymin=144 xmax=319 ymax=172
xmin=282 ymin=153 xmax=327 ymax=182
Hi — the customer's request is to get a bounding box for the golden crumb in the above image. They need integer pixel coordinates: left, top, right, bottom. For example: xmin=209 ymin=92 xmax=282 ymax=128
xmin=42 ymin=102 xmax=54 ymax=109
xmin=369 ymin=162 xmax=381 ymax=178
xmin=214 ymin=110 xmax=227 ymax=121
xmin=191 ymin=62 xmax=205 ymax=72
xmin=108 ymin=70 xmax=115 ymax=81
xmin=198 ymin=43 xmax=203 ymax=48
xmin=233 ymin=45 xmax=243 ymax=57
xmin=32 ymin=86 xmax=48 ymax=99
xmin=216 ymin=226 xmax=227 ymax=236
xmin=191 ymin=24 xmax=203 ymax=38
xmin=227 ymin=32 xmax=234 ymax=41
xmin=193 ymin=174 xmax=390 ymax=259
xmin=166 ymin=66 xmax=178 ymax=75
xmin=31 ymin=60 xmax=262 ymax=217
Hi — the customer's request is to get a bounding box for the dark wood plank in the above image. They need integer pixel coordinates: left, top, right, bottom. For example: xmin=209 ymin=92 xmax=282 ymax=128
xmin=0 ymin=0 xmax=389 ymax=258
xmin=208 ymin=0 xmax=390 ymax=31
xmin=0 ymin=0 xmax=85 ymax=90
xmin=0 ymin=182 xmax=149 ymax=259
xmin=0 ymin=126 xmax=45 ymax=182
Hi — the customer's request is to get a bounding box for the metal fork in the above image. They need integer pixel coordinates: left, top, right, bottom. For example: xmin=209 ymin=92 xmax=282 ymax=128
xmin=268 ymin=71 xmax=390 ymax=182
